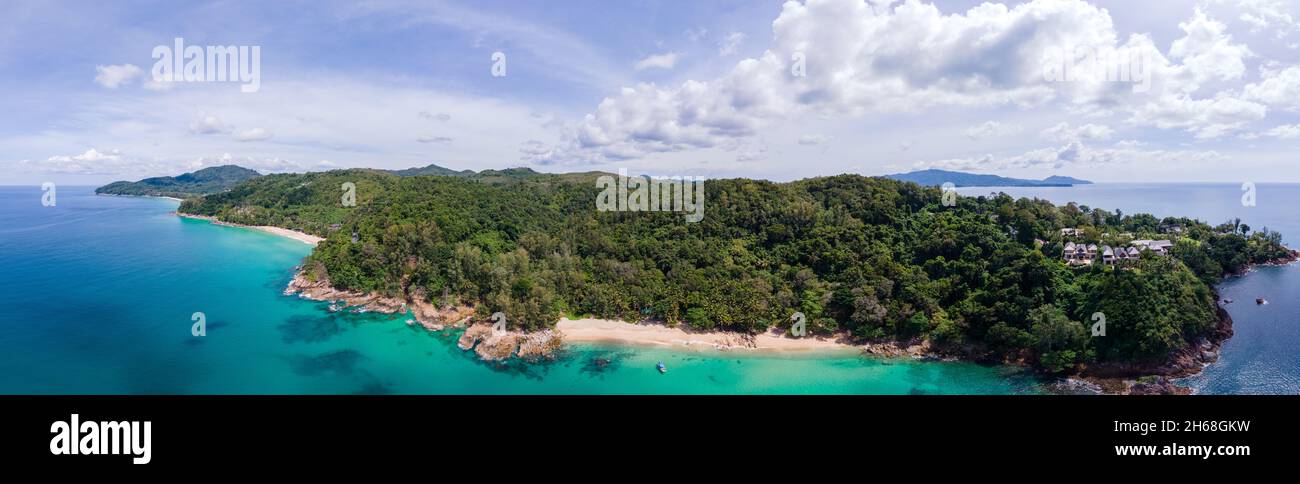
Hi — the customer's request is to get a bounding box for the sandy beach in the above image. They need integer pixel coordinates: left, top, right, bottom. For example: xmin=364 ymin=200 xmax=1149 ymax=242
xmin=248 ymin=225 xmax=326 ymax=246
xmin=176 ymin=213 xmax=325 ymax=246
xmin=556 ymin=318 xmax=858 ymax=353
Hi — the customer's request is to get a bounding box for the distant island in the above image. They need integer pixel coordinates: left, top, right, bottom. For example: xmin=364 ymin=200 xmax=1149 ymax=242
xmin=886 ymin=169 xmax=1092 ymax=187
xmin=96 ymin=165 xmax=261 ymax=198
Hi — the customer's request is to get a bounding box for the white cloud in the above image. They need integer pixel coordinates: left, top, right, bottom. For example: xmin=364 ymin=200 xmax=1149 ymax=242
xmin=735 ymin=142 xmax=767 ymax=162
xmin=1041 ymin=122 xmax=1114 ymax=142
xmin=1129 ymin=93 xmax=1267 ymax=139
xmin=94 ymin=64 xmax=142 ymax=89
xmin=635 ymin=52 xmax=679 ymax=70
xmin=48 ymin=148 xmax=121 ymax=163
xmin=1169 ymin=9 xmax=1254 ymax=89
xmin=30 ymin=148 xmax=155 ymax=175
xmin=1209 ymin=0 xmax=1298 ymax=37
xmin=416 ymin=135 xmax=453 ymax=144
xmin=14 ymin=0 xmax=1297 ymax=184
xmin=965 ymin=121 xmax=1022 ymax=140
xmin=718 ymin=32 xmax=746 ymax=56
xmin=1249 ymin=123 xmax=1300 ymax=139
xmin=685 ymin=28 xmax=709 ymax=43
xmin=188 ymin=114 xmax=229 ymax=135
xmin=798 ymin=134 xmax=831 ymax=145
xmin=1267 ymin=124 xmax=1300 ymax=138
xmin=4 ymin=75 xmax=559 ymax=182
xmin=233 ymin=127 xmax=274 ymax=142
xmin=418 ymin=111 xmax=451 ymax=122
xmin=1108 ymin=9 xmax=1263 ymax=139
xmin=1243 ymin=66 xmax=1300 ymax=111
xmin=528 ymin=0 xmax=1262 ymax=165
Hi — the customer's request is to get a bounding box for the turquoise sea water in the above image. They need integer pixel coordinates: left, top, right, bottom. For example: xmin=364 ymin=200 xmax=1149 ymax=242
xmin=959 ymin=183 xmax=1300 ymax=394
xmin=0 ymin=186 xmax=1037 ymax=394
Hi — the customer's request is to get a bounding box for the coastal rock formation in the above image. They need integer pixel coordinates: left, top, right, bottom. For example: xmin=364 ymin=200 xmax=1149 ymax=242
xmin=1048 ymin=378 xmax=1104 ymax=395
xmin=456 ymin=324 xmax=563 ymax=362
xmin=457 ymin=324 xmax=495 ymax=351
xmin=517 ymin=330 xmax=563 ymax=361
xmin=475 ymin=334 xmax=521 ymax=362
xmin=406 ymin=287 xmax=475 ymax=331
xmin=1075 ymin=304 xmax=1235 ymax=394
xmin=285 ymin=270 xmax=405 ymax=314
xmin=1081 ymin=305 xmax=1233 ymax=384
xmin=861 ymin=339 xmax=934 ymax=359
xmin=289 ymin=270 xmax=560 ymax=363
xmin=286 ymin=270 xmax=474 ymax=330
xmin=1126 ymin=376 xmax=1192 ymax=395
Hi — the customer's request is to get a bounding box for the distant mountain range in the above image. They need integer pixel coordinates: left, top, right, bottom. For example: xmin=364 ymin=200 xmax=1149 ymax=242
xmin=96 ymin=163 xmax=608 ymax=198
xmin=884 ymin=169 xmax=1092 ymax=187
xmin=99 ymin=165 xmax=1090 ymax=199
xmin=387 ymin=164 xmax=477 ymax=177
xmin=96 ymin=165 xmax=262 ymax=198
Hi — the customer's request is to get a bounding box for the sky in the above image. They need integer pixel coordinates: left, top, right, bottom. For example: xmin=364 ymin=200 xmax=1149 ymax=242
xmin=1 ymin=0 xmax=1298 ymax=185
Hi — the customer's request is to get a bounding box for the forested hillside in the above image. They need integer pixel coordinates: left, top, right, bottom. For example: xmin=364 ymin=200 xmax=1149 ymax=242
xmin=180 ymin=168 xmax=1292 ymax=372
xmin=96 ymin=165 xmax=261 ymax=198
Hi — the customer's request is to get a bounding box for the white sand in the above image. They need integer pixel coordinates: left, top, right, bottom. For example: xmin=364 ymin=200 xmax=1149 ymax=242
xmin=247 ymin=225 xmax=325 ymax=246
xmin=555 ymin=318 xmax=857 ymax=353
xmin=176 ymin=213 xmax=324 ymax=246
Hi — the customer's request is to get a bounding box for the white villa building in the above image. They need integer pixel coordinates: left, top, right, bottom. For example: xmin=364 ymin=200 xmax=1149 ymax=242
xmin=1063 ymin=240 xmax=1173 ymax=266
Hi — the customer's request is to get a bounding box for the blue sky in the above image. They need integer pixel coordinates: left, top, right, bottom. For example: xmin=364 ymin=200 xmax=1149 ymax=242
xmin=2 ymin=0 xmax=1299 ymax=185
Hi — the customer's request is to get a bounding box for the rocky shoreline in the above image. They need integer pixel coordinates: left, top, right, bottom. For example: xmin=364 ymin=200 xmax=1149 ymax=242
xmin=1069 ymin=306 xmax=1233 ymax=395
xmin=456 ymin=324 xmax=564 ymax=362
xmin=1069 ymin=248 xmax=1300 ymax=395
xmin=285 ymin=270 xmax=564 ymax=362
xmin=847 ymin=250 xmax=1298 ymax=395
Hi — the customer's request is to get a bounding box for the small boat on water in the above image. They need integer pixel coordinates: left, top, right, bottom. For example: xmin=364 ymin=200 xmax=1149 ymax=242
xmin=1257 ymin=298 xmax=1268 ymax=305
xmin=656 ymin=362 xmax=667 ymax=374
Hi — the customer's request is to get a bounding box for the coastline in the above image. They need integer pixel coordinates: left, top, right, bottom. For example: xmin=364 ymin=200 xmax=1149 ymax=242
xmin=1075 ymin=248 xmax=1300 ymax=394
xmin=210 ymin=190 xmax=1299 ymax=392
xmin=278 ymin=246 xmax=1298 ymax=392
xmin=282 ymin=269 xmax=862 ymax=359
xmin=556 ymin=318 xmax=860 ymax=354
xmin=176 ymin=213 xmax=325 ymax=246
xmin=101 ymin=193 xmax=325 ymax=246
xmin=96 ymin=192 xmax=185 ymax=203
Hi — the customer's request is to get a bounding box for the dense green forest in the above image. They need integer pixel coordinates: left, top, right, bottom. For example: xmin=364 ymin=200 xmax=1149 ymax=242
xmin=180 ymin=167 xmax=1292 ymax=372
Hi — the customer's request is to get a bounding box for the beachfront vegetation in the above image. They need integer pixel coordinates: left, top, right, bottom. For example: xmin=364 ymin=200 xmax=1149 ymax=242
xmin=178 ymin=166 xmax=1292 ymax=372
